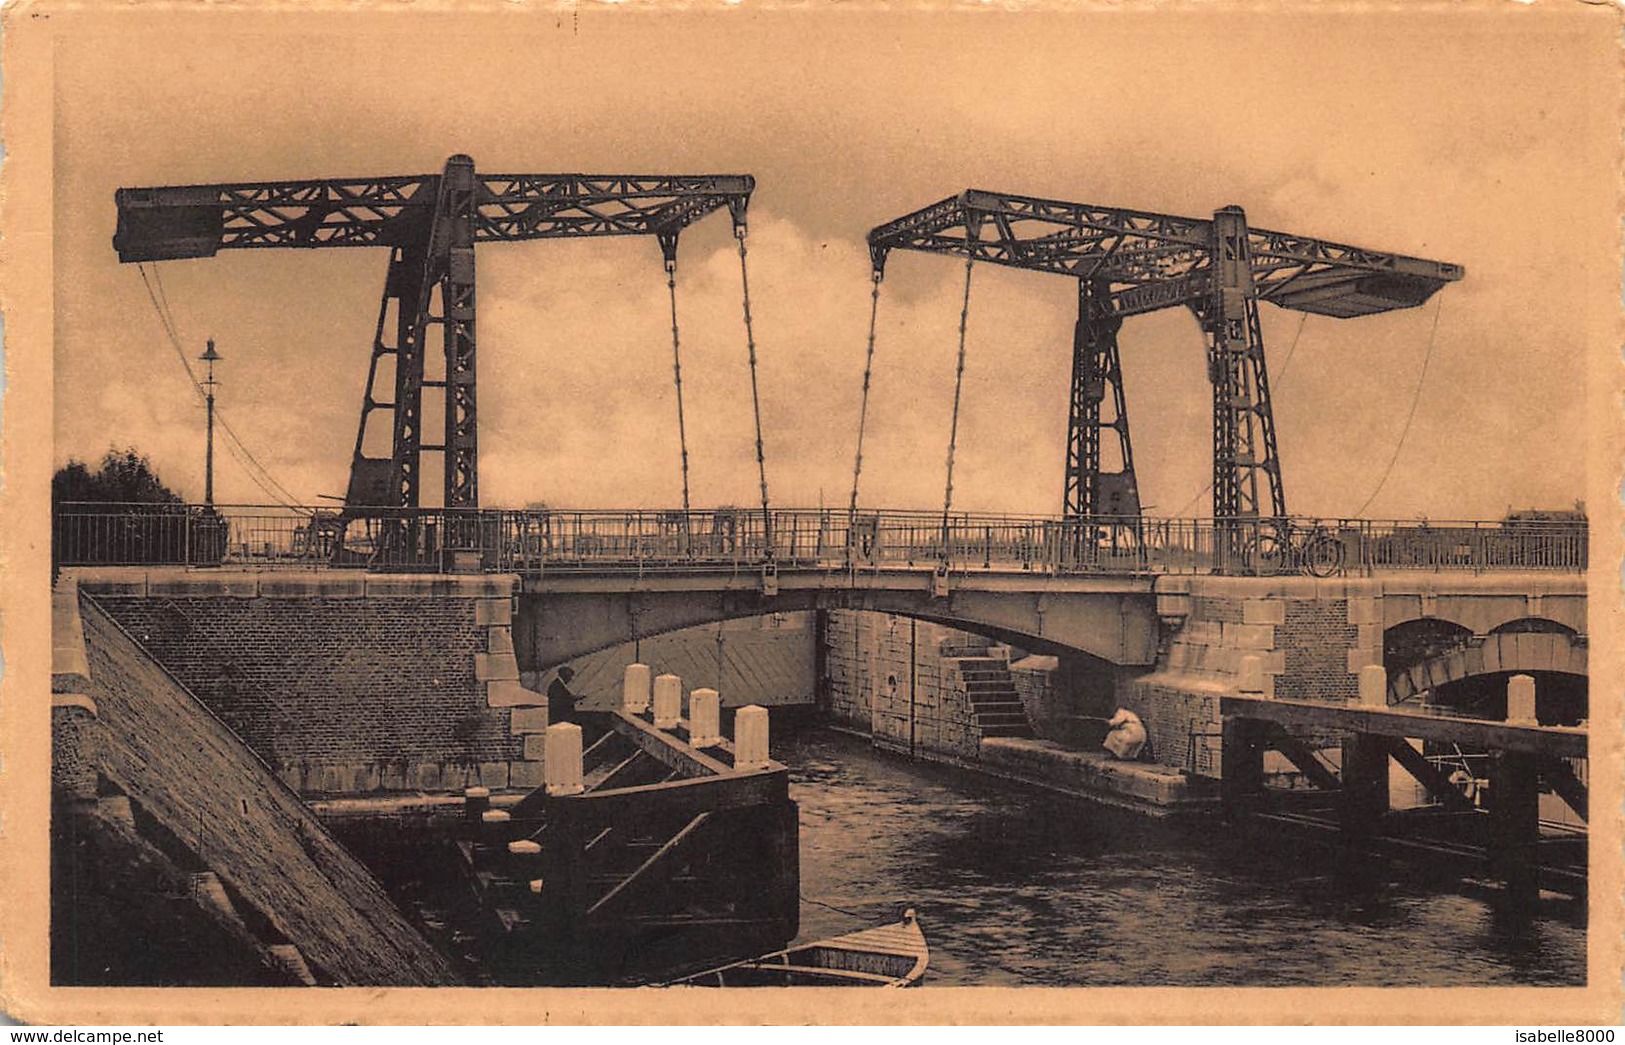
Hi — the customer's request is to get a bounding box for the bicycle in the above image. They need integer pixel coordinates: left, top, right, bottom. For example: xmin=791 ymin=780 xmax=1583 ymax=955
xmin=1242 ymin=518 xmax=1347 ymax=578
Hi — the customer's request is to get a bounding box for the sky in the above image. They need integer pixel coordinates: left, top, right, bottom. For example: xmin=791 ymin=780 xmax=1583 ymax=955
xmin=48 ymin=4 xmax=1618 ymax=520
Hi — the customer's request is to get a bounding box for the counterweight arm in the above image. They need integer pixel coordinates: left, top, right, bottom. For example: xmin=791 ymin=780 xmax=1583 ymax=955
xmin=116 ymin=156 xmax=755 ymax=517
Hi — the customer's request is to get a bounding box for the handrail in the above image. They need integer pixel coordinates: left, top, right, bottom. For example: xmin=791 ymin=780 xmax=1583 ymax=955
xmin=52 ymin=503 xmax=1589 ymax=576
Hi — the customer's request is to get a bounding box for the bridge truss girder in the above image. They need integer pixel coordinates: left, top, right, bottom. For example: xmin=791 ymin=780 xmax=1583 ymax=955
xmin=868 ymin=189 xmax=1462 ymax=524
xmin=115 ymin=157 xmax=755 ymax=511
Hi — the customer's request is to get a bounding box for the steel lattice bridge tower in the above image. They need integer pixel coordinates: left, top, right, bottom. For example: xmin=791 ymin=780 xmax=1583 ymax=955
xmin=867 ymin=191 xmax=1463 ymax=523
xmin=114 ymin=155 xmax=754 ymax=513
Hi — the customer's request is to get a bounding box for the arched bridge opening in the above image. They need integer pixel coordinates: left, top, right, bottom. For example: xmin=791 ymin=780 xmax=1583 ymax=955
xmin=511 ymin=578 xmax=1160 ymax=681
xmin=1384 ymin=617 xmax=1587 ymax=726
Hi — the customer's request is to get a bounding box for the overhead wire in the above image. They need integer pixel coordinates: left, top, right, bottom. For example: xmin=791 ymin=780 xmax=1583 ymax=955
xmin=1355 ymin=296 xmax=1445 ymax=517
xmin=143 ymin=266 xmax=305 ymax=508
xmin=146 ymin=266 xmax=305 ymax=508
xmin=137 ymin=263 xmax=306 ymax=510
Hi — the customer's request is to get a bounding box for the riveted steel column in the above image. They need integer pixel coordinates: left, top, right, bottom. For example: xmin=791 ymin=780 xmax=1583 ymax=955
xmin=442 ymin=155 xmax=479 ymax=508
xmin=1064 ymin=279 xmax=1141 ymax=522
xmin=1205 ymin=206 xmax=1285 ymax=526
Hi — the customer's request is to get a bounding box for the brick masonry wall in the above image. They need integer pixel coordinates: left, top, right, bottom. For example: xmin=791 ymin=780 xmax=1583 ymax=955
xmin=93 ymin=595 xmax=522 ymax=787
xmin=1011 ymin=656 xmax=1119 ymax=747
xmin=1280 ymin=599 xmax=1358 ymax=702
xmin=1123 ymin=680 xmax=1223 ymax=776
xmin=73 ymin=598 xmax=457 ymax=985
xmin=822 ymin=610 xmax=981 ymax=762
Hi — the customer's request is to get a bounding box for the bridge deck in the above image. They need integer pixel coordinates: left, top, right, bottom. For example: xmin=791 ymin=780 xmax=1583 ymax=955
xmin=54 ymin=505 xmax=1588 ymax=579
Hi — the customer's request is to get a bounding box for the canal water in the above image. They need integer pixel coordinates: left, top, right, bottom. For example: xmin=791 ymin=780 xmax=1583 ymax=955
xmin=782 ymin=727 xmax=1585 ymax=987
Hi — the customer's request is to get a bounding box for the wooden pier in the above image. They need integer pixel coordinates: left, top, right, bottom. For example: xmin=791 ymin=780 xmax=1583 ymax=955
xmin=458 ymin=687 xmax=799 ymax=985
xmin=1218 ymin=672 xmax=1587 ymax=914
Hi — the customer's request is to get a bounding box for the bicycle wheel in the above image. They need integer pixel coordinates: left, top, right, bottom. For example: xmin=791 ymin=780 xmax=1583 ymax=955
xmin=1301 ymin=532 xmax=1345 ymax=578
xmin=1245 ymin=530 xmax=1287 ymax=576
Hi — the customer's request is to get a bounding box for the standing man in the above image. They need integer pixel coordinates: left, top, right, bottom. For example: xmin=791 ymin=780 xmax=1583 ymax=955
xmin=548 ymin=665 xmax=582 ymax=727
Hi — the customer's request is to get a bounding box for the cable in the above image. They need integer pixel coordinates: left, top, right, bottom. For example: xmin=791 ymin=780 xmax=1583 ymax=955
xmin=735 ymin=225 xmax=773 ymax=554
xmin=1170 ymin=310 xmax=1310 ymax=518
xmin=1355 ymin=296 xmax=1445 ymax=516
xmin=847 ymin=270 xmax=883 ymax=552
xmin=140 ymin=264 xmax=302 ymax=507
xmin=800 ymin=892 xmax=873 ymax=923
xmin=939 ymin=254 xmax=975 ymax=556
xmin=666 ymin=258 xmax=693 ymax=520
xmin=136 ymin=264 xmax=306 ymax=510
xmin=143 ymin=265 xmax=306 ymax=508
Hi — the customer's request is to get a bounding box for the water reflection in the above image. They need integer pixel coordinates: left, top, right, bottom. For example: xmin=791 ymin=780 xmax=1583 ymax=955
xmin=783 ymin=727 xmax=1584 ymax=987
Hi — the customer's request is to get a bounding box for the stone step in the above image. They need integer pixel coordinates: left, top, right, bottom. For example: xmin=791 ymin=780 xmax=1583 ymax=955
xmin=970 ymin=701 xmax=1027 ymax=716
xmin=980 ymin=723 xmax=1035 ymax=738
xmin=942 ymin=644 xmax=994 ymax=657
xmin=975 ymin=711 xmax=1032 ymax=727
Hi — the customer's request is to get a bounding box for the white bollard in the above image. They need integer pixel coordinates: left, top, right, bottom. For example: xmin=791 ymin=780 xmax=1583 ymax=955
xmin=623 ymin=662 xmax=652 ymax=714
xmin=689 ymin=688 xmax=722 ymax=747
xmin=1358 ymin=663 xmax=1388 ymax=708
xmin=734 ymin=704 xmax=770 ymax=770
xmin=544 ymin=722 xmax=584 ymax=796
xmin=1507 ymin=673 xmax=1537 ymax=725
xmin=653 ymin=673 xmax=683 ymax=729
xmin=1237 ymin=655 xmax=1265 ymax=695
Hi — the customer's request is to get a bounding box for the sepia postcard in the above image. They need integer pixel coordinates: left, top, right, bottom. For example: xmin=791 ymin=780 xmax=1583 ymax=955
xmin=1 ymin=0 xmax=1622 ymax=1026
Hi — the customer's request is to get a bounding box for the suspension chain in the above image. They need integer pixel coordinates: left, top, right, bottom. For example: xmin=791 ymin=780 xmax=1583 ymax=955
xmin=666 ymin=258 xmax=692 ymax=520
xmin=735 ymin=224 xmax=774 ymax=555
xmin=847 ymin=269 xmax=884 ymax=555
xmin=940 ymin=254 xmax=975 ymax=560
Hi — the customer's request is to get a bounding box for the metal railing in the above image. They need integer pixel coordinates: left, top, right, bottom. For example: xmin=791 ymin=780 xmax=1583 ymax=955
xmin=52 ymin=502 xmax=1589 ymax=577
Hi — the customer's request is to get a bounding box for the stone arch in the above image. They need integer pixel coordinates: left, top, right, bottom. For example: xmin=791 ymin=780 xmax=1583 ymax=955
xmin=1489 ymin=616 xmax=1579 ymax=638
xmin=1383 ymin=617 xmax=1475 ymax=676
xmin=1387 ymin=630 xmax=1587 ymax=704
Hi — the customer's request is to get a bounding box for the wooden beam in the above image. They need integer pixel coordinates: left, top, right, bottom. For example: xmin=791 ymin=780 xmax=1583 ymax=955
xmin=1386 ymin=737 xmax=1475 ymax=812
xmin=556 ymin=768 xmax=790 ymax=825
xmin=581 ymin=730 xmax=622 ymax=772
xmin=1267 ymin=729 xmax=1341 ymax=792
xmin=1340 ymin=733 xmax=1390 ymax=839
xmin=586 ymin=812 xmax=710 ymax=917
xmin=1221 ymin=717 xmax=1267 ymax=816
xmin=591 ymin=751 xmax=651 ymax=792
xmin=1489 ymin=751 xmax=1541 ymax=913
xmin=610 ymin=711 xmax=735 ymax=778
xmin=1541 ymin=757 xmax=1588 ymax=822
xmin=1222 ymin=695 xmax=1586 ymax=758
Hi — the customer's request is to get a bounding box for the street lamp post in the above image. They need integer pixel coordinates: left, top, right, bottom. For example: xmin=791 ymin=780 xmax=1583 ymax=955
xmin=200 ymin=338 xmax=219 ymax=507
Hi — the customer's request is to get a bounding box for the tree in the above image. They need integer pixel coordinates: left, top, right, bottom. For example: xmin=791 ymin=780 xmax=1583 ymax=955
xmin=53 ymin=448 xmax=201 ymax=576
xmin=52 ymin=447 xmax=183 ymax=507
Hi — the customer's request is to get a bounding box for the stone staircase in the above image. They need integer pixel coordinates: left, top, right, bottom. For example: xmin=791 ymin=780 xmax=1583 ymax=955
xmin=945 ymin=640 xmax=1034 ymax=740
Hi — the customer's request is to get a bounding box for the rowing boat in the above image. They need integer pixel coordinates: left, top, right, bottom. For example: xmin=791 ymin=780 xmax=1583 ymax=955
xmin=664 ymin=909 xmax=929 ymax=987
